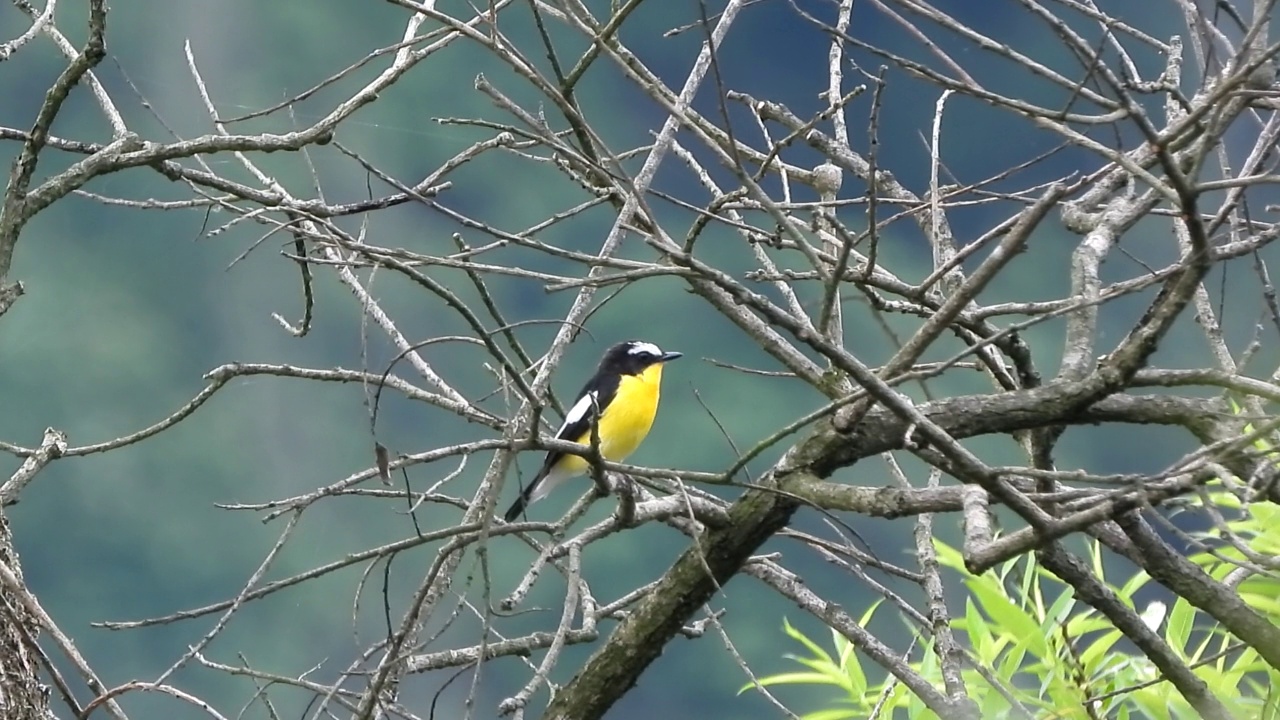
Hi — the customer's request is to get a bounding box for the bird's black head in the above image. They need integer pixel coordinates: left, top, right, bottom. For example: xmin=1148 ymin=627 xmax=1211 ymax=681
xmin=598 ymin=340 xmax=682 ymax=376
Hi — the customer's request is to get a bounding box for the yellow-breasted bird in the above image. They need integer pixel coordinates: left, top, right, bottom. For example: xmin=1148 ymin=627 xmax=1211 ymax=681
xmin=504 ymin=340 xmax=682 ymax=521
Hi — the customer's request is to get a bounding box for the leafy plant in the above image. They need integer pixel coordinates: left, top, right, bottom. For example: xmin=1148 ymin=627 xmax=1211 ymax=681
xmin=749 ymin=537 xmax=1280 ymax=719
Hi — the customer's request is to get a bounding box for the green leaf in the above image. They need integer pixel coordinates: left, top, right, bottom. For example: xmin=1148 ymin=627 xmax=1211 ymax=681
xmin=1239 ymin=591 xmax=1280 ymax=620
xmin=783 ymin=618 xmax=834 ymax=667
xmin=1078 ymin=629 xmax=1122 ymax=676
xmin=918 ymin=641 xmax=940 ymax=680
xmin=1042 ymin=672 xmax=1084 ymax=716
xmin=1063 ymin=611 xmax=1114 ymax=638
xmin=788 ymin=654 xmax=847 ymax=682
xmin=1228 ymin=646 xmax=1262 ymax=675
xmin=965 ymin=597 xmax=995 ymax=665
xmin=743 ymin=671 xmax=844 ymax=693
xmin=1131 ymin=687 xmax=1173 ymax=720
xmin=996 ymin=642 xmax=1028 ymax=682
xmin=968 ymin=578 xmax=1049 ymax=659
xmin=857 ymin=599 xmax=881 ymax=628
xmin=1167 ymin=597 xmax=1192 ymax=653
xmin=979 ymin=685 xmax=1009 ymax=718
xmin=838 ymin=637 xmax=866 ymax=699
xmin=933 ymin=539 xmax=965 ymax=571
xmin=1044 ymin=589 xmax=1076 ymax=628
xmin=1117 ymin=569 xmax=1151 ymax=602
xmin=1090 ymin=540 xmax=1106 ymax=582
xmin=1018 ymin=553 xmax=1040 ymax=616
xmin=802 ymin=709 xmax=860 ymax=720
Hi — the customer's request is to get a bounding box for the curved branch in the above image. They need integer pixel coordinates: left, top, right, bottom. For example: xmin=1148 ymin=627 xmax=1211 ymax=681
xmin=546 ymin=380 xmax=1221 ymax=718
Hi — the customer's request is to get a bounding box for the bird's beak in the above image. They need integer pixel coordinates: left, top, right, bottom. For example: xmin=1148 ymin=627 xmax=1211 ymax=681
xmin=661 ymin=351 xmax=683 ymax=362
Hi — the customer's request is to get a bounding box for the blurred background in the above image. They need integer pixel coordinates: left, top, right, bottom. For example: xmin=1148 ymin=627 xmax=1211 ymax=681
xmin=0 ymin=1 xmax=1266 ymax=717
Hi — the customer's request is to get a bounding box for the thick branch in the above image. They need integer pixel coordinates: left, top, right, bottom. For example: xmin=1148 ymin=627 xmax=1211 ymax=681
xmin=1117 ymin=512 xmax=1280 ymax=670
xmin=547 ymin=381 xmax=1219 ymax=718
xmin=1038 ymin=544 xmax=1232 ymax=720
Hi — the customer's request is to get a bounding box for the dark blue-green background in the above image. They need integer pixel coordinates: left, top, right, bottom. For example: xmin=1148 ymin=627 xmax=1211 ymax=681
xmin=0 ymin=2 xmax=1265 ymax=717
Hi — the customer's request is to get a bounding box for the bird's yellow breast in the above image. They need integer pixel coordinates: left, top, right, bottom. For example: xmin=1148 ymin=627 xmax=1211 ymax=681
xmin=563 ymin=362 xmax=664 ymax=473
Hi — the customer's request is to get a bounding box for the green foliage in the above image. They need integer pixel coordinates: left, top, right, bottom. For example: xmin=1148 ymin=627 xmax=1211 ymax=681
xmin=741 ymin=606 xmax=882 ymax=720
xmin=749 ymin=536 xmax=1280 ymax=718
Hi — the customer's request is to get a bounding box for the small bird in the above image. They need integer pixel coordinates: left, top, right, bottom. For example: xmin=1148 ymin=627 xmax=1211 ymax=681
xmin=504 ymin=340 xmax=682 ymax=521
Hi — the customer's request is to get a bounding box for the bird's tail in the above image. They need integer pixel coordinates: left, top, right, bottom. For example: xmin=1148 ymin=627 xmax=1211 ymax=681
xmin=502 ymin=464 xmax=572 ymax=521
xmin=503 ymin=484 xmax=536 ymax=522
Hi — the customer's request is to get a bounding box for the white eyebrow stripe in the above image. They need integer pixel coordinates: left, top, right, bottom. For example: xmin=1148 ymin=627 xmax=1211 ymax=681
xmin=558 ymin=390 xmax=597 ymax=435
xmin=627 ymin=341 xmax=662 ymax=357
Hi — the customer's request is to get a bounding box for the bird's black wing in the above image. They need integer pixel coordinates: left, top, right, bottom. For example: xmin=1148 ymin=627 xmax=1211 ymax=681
xmin=503 ymin=373 xmax=621 ymax=521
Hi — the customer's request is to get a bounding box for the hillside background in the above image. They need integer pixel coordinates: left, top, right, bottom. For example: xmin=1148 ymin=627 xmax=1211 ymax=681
xmin=0 ymin=2 xmax=1249 ymax=718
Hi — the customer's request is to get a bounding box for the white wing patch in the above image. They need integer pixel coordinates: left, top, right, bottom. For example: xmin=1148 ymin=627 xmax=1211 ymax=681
xmin=558 ymin=390 xmax=597 ymax=436
xmin=532 ymin=390 xmax=598 ymax=503
xmin=627 ymin=341 xmax=663 ymax=358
